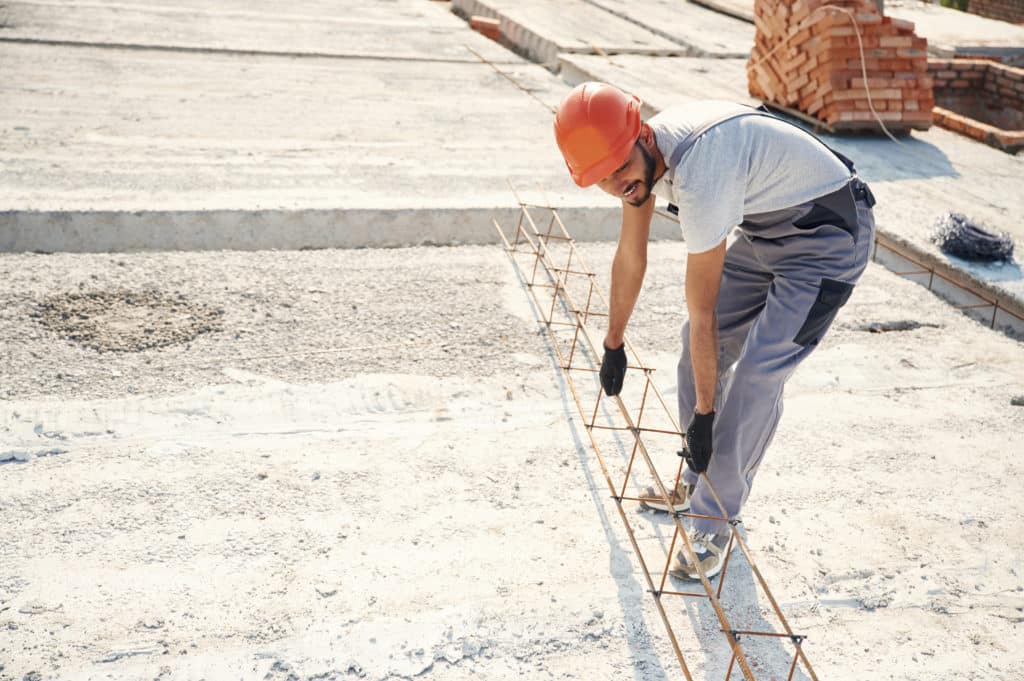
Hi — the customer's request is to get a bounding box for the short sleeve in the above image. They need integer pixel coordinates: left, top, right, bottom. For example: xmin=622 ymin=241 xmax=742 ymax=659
xmin=671 ymin=129 xmax=747 ymax=254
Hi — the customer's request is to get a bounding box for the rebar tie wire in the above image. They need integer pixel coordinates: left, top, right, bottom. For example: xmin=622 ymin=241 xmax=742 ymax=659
xmin=494 ymin=191 xmax=817 ymax=681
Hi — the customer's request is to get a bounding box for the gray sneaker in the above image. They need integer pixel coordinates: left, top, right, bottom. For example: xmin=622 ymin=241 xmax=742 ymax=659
xmin=638 ymin=480 xmax=693 ymax=513
xmin=669 ymin=530 xmax=732 ymax=580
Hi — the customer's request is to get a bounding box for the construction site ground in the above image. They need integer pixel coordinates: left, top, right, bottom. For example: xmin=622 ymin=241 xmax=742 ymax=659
xmin=3 ymin=242 xmax=1024 ymax=681
xmin=2 ymin=1 xmax=1024 ymax=680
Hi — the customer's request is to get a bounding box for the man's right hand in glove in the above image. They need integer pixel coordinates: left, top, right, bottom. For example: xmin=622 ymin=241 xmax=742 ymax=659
xmin=599 ymin=343 xmax=627 ymax=396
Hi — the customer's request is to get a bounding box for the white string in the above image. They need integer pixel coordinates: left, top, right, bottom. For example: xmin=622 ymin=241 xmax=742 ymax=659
xmin=748 ymin=3 xmax=907 ymax=144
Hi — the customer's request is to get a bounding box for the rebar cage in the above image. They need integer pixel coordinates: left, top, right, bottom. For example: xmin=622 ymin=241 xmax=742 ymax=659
xmin=494 ymin=198 xmax=820 ymax=681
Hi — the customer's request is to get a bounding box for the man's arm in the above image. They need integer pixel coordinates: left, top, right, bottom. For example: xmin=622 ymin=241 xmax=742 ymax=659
xmin=604 ymin=198 xmax=656 ymax=348
xmin=685 ymin=240 xmax=726 ymax=414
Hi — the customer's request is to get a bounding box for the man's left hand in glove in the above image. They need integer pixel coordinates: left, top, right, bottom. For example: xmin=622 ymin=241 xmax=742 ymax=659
xmin=684 ymin=410 xmax=715 ymax=473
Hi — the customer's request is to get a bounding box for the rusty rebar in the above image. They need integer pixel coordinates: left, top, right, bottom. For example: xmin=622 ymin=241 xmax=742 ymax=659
xmin=494 ymin=199 xmax=822 ymax=680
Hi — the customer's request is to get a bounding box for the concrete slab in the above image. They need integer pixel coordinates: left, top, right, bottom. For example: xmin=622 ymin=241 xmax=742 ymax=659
xmin=0 ymin=37 xmax=661 ymax=250
xmin=885 ymin=0 xmax=1024 ymax=61
xmin=0 ymin=0 xmax=517 ymax=63
xmin=451 ymin=0 xmax=689 ymax=67
xmin=584 ymin=0 xmax=756 ymax=58
xmin=559 ymin=54 xmax=758 ymax=116
xmin=1 ymin=244 xmax=1022 ymax=679
xmin=3 ymin=0 xmax=699 ymax=251
xmin=685 ymin=0 xmax=1024 ymax=60
xmin=548 ymin=54 xmax=1024 ymax=326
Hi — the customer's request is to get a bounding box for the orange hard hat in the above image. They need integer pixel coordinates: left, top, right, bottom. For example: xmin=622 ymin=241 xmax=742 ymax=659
xmin=553 ymin=82 xmax=642 ymax=187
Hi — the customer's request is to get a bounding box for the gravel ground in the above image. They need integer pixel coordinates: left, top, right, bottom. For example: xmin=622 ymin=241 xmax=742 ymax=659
xmin=1 ymin=240 xmax=1023 ymax=680
xmin=0 ymin=247 xmax=535 ymax=401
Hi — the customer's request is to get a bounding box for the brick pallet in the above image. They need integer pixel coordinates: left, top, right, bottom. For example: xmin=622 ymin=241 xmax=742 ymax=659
xmin=747 ymin=0 xmax=933 ymax=132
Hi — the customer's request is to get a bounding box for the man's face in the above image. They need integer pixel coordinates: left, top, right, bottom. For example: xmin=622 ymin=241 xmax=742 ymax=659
xmin=596 ymin=140 xmax=657 ymax=207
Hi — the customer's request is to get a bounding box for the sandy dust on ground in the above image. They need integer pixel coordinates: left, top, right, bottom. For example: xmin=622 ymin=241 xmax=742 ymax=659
xmin=1 ymin=242 xmax=1022 ymax=680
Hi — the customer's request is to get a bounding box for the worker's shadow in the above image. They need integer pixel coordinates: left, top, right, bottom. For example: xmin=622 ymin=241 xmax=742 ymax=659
xmin=553 ymin=349 xmax=674 ymax=680
xmin=513 ymin=261 xmax=671 ymax=680
xmin=825 ymin=132 xmax=958 ymax=182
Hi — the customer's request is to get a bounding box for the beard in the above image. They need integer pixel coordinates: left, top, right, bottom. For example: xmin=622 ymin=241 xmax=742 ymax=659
xmin=625 ymin=141 xmax=657 ymax=207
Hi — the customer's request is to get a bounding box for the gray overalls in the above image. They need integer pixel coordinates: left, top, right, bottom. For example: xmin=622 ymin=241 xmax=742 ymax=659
xmin=670 ymin=109 xmax=877 ymax=535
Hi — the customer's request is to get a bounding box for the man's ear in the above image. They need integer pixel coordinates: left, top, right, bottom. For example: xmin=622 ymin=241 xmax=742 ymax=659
xmin=638 ymin=123 xmax=655 ymax=148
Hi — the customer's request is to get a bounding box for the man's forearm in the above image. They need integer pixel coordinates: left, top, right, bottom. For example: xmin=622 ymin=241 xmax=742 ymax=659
xmin=605 ymin=251 xmax=646 ymax=347
xmin=689 ymin=315 xmax=718 ymax=414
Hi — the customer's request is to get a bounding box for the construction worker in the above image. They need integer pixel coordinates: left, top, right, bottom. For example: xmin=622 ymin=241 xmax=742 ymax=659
xmin=553 ymin=82 xmax=875 ymax=580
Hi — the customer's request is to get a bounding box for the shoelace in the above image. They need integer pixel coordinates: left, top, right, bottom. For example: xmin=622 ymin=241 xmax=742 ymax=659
xmin=691 ymin=531 xmax=713 ymax=555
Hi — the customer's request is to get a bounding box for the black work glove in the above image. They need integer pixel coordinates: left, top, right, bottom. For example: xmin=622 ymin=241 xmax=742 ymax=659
xmin=684 ymin=410 xmax=715 ymax=473
xmin=599 ymin=343 xmax=627 ymax=396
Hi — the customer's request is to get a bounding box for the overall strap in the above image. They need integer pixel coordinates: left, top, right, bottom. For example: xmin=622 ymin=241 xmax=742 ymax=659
xmin=668 ymin=109 xmax=777 ymax=169
xmin=667 ymin=105 xmax=856 ymax=173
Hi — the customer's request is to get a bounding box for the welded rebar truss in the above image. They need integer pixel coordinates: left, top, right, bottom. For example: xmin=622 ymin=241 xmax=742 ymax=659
xmin=494 ymin=198 xmax=819 ymax=681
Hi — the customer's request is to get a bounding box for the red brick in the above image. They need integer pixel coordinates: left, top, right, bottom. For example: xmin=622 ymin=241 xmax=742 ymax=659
xmin=879 ymin=36 xmax=912 ymax=48
xmin=848 ymin=58 xmax=880 ymax=70
xmin=829 ymin=26 xmax=857 ymax=37
xmin=892 ymin=18 xmax=915 ymax=33
xmin=855 ymin=12 xmax=883 ymax=25
xmin=851 ymin=77 xmax=892 ymax=88
xmin=966 ymin=124 xmax=987 ymax=141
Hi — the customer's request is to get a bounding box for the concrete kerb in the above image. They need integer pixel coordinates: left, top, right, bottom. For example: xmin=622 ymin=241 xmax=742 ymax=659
xmin=872 ymin=230 xmax=1024 ymax=337
xmin=0 ymin=206 xmax=670 ymax=252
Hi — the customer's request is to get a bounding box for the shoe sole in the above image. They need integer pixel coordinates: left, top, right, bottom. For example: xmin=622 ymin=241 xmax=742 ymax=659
xmin=669 ymin=541 xmax=732 ymax=581
xmin=669 ymin=559 xmax=724 ymax=581
xmin=638 ymin=485 xmax=693 ymax=514
xmin=639 ymin=498 xmax=691 ymax=513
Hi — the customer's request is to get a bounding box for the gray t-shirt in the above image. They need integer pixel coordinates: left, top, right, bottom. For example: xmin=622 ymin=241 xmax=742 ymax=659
xmin=649 ymin=101 xmax=852 ymax=253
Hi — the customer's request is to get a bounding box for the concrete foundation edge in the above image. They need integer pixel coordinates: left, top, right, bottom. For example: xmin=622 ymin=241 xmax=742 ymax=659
xmin=0 ymin=207 xmax=669 ymax=252
xmin=872 ymin=229 xmax=1024 ymax=323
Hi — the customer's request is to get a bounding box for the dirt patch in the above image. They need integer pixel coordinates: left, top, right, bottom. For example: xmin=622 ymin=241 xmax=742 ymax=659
xmin=32 ymin=289 xmax=223 ymax=352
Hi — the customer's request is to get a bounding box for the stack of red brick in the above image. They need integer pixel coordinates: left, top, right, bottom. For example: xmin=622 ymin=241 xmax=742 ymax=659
xmin=747 ymin=0 xmax=934 ymax=131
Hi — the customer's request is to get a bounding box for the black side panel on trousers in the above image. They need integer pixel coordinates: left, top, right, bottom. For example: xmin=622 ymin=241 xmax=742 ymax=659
xmin=794 ymin=182 xmax=860 ymax=242
xmin=793 ymin=278 xmax=854 ymax=347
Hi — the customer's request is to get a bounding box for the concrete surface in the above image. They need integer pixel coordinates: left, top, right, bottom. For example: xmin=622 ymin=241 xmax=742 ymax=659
xmin=584 ymin=0 xmax=756 ymax=58
xmin=451 ymin=0 xmax=689 ymax=67
xmin=556 ymin=53 xmax=1024 ymax=329
xmin=0 ymin=1 xmax=663 ymax=250
xmin=885 ymin=0 xmax=1024 ymax=61
xmin=0 ymin=0 xmax=519 ymax=63
xmin=1 ymin=243 xmax=1022 ymax=680
xmin=559 ymin=54 xmax=758 ymax=116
